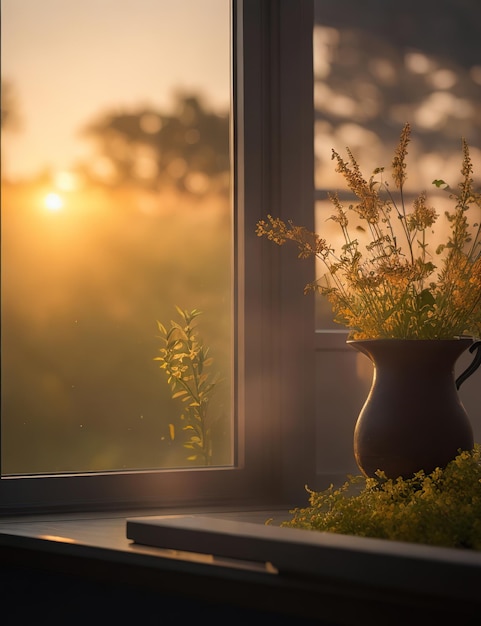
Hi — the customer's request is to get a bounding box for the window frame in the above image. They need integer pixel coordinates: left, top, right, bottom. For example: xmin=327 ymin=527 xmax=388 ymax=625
xmin=0 ymin=0 xmax=316 ymax=515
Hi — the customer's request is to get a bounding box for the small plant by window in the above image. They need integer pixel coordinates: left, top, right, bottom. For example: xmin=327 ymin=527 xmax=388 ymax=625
xmin=155 ymin=307 xmax=221 ymax=465
xmin=280 ymin=444 xmax=481 ymax=550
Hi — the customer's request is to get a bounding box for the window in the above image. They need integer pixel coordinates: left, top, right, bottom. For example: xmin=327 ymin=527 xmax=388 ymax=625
xmin=312 ymin=0 xmax=481 ymax=479
xmin=2 ymin=0 xmax=233 ymax=476
xmin=2 ymin=0 xmax=479 ymax=517
xmin=0 ymin=1 xmax=317 ymax=513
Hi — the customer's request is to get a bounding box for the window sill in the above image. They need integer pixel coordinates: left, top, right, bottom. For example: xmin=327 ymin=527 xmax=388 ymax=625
xmin=1 ymin=507 xmax=480 ymax=624
xmin=0 ymin=510 xmax=481 ymax=624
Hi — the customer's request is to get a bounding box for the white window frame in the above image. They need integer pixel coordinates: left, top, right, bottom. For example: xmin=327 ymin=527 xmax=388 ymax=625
xmin=0 ymin=0 xmax=317 ymax=514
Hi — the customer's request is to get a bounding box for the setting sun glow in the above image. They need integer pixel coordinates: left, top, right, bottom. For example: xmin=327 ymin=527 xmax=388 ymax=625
xmin=44 ymin=192 xmax=64 ymax=211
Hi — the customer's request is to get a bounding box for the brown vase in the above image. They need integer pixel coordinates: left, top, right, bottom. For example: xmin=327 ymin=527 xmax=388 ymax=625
xmin=347 ymin=337 xmax=480 ymax=479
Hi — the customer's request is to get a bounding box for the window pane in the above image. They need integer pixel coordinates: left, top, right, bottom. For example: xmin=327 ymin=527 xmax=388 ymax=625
xmin=313 ymin=0 xmax=481 ymax=330
xmin=1 ymin=0 xmax=233 ymax=474
xmin=312 ymin=0 xmax=481 ymax=481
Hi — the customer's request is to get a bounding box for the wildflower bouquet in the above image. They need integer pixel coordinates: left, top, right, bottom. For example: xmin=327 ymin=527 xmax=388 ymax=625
xmin=256 ymin=123 xmax=481 ymax=339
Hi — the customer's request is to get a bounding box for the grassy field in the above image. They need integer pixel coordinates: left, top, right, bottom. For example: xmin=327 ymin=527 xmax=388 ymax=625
xmin=1 ymin=180 xmax=233 ymax=473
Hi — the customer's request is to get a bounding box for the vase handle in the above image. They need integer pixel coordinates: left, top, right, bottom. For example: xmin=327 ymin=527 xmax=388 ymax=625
xmin=456 ymin=340 xmax=481 ymax=390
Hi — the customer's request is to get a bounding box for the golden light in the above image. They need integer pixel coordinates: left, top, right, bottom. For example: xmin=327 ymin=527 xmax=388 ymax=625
xmin=54 ymin=170 xmax=79 ymax=191
xmin=39 ymin=535 xmax=77 ymax=544
xmin=44 ymin=192 xmax=64 ymax=211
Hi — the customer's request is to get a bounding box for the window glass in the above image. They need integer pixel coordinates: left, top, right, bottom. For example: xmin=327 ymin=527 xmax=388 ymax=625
xmin=312 ymin=0 xmax=481 ymax=481
xmin=313 ymin=0 xmax=481 ymax=330
xmin=1 ymin=0 xmax=233 ymax=474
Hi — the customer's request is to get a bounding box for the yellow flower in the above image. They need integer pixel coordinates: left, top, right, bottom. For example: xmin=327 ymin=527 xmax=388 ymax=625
xmin=256 ymin=123 xmax=481 ymax=339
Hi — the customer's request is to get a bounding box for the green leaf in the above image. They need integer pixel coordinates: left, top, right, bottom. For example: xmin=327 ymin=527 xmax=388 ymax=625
xmin=175 ymin=304 xmax=187 ymax=319
xmin=417 ymin=288 xmax=435 ymax=308
xmin=172 ymin=391 xmax=188 ymax=399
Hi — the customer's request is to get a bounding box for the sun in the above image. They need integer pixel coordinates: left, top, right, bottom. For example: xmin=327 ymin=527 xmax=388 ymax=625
xmin=44 ymin=192 xmax=64 ymax=212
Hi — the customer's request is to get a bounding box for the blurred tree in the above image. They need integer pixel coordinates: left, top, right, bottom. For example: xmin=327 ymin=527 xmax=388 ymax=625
xmin=312 ymin=0 xmax=481 ymax=188
xmin=316 ymin=0 xmax=481 ymax=68
xmin=1 ymin=80 xmax=22 ymax=177
xmin=81 ymin=93 xmax=229 ymax=193
xmin=1 ymin=79 xmax=21 ymax=131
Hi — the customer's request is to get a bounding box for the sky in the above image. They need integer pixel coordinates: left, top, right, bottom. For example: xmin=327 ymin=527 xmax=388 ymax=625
xmin=1 ymin=0 xmax=231 ymax=179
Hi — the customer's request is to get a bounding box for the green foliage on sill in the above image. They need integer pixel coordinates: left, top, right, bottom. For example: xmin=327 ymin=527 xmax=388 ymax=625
xmin=281 ymin=444 xmax=481 ymax=551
